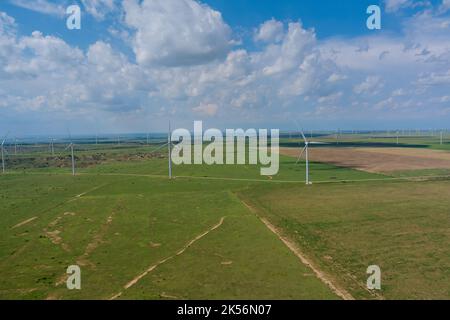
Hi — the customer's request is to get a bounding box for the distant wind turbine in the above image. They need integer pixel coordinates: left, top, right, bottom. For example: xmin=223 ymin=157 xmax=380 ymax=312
xmin=14 ymin=137 xmax=18 ymax=155
xmin=1 ymin=132 xmax=9 ymax=173
xmin=65 ymin=130 xmax=75 ymax=176
xmin=49 ymin=138 xmax=55 ymax=156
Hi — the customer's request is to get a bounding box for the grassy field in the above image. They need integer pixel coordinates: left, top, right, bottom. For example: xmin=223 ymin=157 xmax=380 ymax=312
xmin=240 ymin=180 xmax=450 ymax=299
xmin=1 ymin=137 xmax=449 ymax=299
xmin=0 ymin=160 xmax=341 ymax=299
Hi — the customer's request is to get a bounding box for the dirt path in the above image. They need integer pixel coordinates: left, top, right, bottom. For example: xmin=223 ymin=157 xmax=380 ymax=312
xmin=70 ymin=183 xmax=109 ymax=201
xmin=11 ymin=216 xmax=38 ymax=229
xmin=110 ymin=216 xmax=226 ymax=300
xmin=239 ymin=198 xmax=354 ymax=300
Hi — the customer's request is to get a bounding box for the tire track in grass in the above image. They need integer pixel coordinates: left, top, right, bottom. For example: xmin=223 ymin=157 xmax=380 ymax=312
xmin=239 ymin=197 xmax=355 ymax=301
xmin=109 ymin=216 xmax=226 ymax=300
xmin=11 ymin=217 xmax=38 ymax=229
xmin=52 ymin=200 xmax=123 ymax=290
xmin=8 ymin=182 xmax=111 ymax=231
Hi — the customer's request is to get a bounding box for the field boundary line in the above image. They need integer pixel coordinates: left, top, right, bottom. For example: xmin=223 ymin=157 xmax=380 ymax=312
xmin=238 ymin=196 xmax=354 ymax=300
xmin=109 ymin=216 xmax=226 ymax=300
xmin=5 ymin=171 xmax=450 ymax=185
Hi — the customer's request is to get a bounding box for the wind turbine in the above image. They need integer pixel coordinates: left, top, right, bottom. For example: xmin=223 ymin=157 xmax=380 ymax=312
xmin=64 ymin=142 xmax=75 ymax=176
xmin=295 ymin=126 xmax=327 ymax=185
xmin=49 ymin=138 xmax=55 ymax=156
xmin=65 ymin=131 xmax=75 ymax=176
xmin=14 ymin=137 xmax=18 ymax=155
xmin=1 ymin=132 xmax=9 ymax=173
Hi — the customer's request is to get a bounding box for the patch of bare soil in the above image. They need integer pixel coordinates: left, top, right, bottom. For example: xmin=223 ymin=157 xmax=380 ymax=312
xmin=76 ymin=212 xmax=116 ymax=268
xmin=43 ymin=215 xmax=74 ymax=252
xmin=280 ymin=147 xmax=450 ymax=173
xmin=54 ymin=207 xmax=119 ymax=288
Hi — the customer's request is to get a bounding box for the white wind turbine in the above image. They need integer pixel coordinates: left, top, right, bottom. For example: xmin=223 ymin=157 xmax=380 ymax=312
xmin=1 ymin=132 xmax=9 ymax=174
xmin=295 ymin=125 xmax=327 ymax=185
xmin=49 ymin=137 xmax=55 ymax=156
xmin=14 ymin=137 xmax=18 ymax=155
xmin=64 ymin=132 xmax=76 ymax=176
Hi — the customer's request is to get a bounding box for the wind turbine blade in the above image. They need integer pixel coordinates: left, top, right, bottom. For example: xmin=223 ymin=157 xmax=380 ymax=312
xmin=293 ymin=120 xmax=307 ymax=143
xmin=309 ymin=141 xmax=329 ymax=145
xmin=299 ymin=129 xmax=307 ymax=143
xmin=296 ymin=146 xmax=307 ymax=164
xmin=149 ymin=142 xmax=169 ymax=153
xmin=67 ymin=128 xmax=73 ymax=143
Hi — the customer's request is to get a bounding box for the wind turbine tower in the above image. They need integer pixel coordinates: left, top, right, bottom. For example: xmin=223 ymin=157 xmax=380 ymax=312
xmin=1 ymin=133 xmax=9 ymax=174
xmin=168 ymin=122 xmax=172 ymax=179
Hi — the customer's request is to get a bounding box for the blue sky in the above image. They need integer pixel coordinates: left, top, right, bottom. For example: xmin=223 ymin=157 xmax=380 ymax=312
xmin=1 ymin=0 xmax=450 ymax=135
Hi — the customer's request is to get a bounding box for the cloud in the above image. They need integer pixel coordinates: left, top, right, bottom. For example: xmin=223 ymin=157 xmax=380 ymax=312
xmin=0 ymin=11 xmax=16 ymax=35
xmin=254 ymin=19 xmax=284 ymax=43
xmin=81 ymin=0 xmax=118 ymax=20
xmin=9 ymin=0 xmax=119 ymax=20
xmin=354 ymin=76 xmax=384 ymax=95
xmin=261 ymin=22 xmax=316 ymax=76
xmin=416 ymin=70 xmax=450 ymax=86
xmin=0 ymin=10 xmax=339 ymax=131
xmin=384 ymin=0 xmax=430 ymax=13
xmin=192 ymin=102 xmax=219 ymax=116
xmin=438 ymin=0 xmax=450 ymax=13
xmin=8 ymin=0 xmax=65 ymax=17
xmin=3 ymin=1 xmax=450 ymax=133
xmin=327 ymin=73 xmax=347 ymax=83
xmin=123 ymin=0 xmax=232 ymax=67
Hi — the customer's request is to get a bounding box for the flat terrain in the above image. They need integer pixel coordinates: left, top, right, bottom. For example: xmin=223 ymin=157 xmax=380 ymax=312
xmin=241 ymin=180 xmax=450 ymax=299
xmin=1 ymin=137 xmax=450 ymax=299
xmin=280 ymin=147 xmax=450 ymax=173
xmin=0 ymin=154 xmax=347 ymax=300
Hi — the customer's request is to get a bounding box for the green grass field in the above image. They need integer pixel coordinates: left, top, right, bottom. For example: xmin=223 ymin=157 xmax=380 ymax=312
xmin=1 ymin=137 xmax=449 ymax=300
xmin=0 ymin=159 xmax=341 ymax=299
xmin=240 ymin=180 xmax=450 ymax=299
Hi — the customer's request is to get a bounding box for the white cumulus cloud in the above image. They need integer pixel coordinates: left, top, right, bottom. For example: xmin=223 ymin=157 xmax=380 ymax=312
xmin=123 ymin=0 xmax=232 ymax=67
